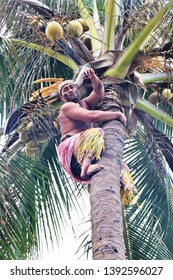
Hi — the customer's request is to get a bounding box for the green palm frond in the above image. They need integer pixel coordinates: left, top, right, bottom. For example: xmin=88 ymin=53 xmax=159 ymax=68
xmin=104 ymin=0 xmax=173 ymax=78
xmin=123 ymin=121 xmax=173 ymax=259
xmin=0 ymin=35 xmax=18 ymax=125
xmin=0 ymin=137 xmax=85 ymax=259
xmin=11 ymin=39 xmax=79 ymax=70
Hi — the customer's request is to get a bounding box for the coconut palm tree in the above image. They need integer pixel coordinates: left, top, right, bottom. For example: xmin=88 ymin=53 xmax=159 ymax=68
xmin=0 ymin=0 xmax=173 ymax=260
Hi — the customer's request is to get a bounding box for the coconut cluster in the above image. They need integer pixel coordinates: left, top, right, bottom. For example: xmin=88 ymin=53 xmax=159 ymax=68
xmin=45 ymin=18 xmax=89 ymax=41
xmin=17 ymin=119 xmax=49 ymax=157
xmin=149 ymin=88 xmax=173 ymax=106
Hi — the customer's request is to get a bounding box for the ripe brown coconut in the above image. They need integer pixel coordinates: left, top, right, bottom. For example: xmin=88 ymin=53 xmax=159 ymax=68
xmin=46 ymin=21 xmax=63 ymax=41
xmin=81 ymin=32 xmax=92 ymax=50
xmin=67 ymin=20 xmax=83 ymax=37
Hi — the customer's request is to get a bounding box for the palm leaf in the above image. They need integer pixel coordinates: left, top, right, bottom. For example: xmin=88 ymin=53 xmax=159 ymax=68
xmin=122 ymin=122 xmax=173 ymax=259
xmin=11 ymin=39 xmax=79 ymax=71
xmin=0 ymin=137 xmax=86 ymax=259
xmin=104 ymin=0 xmax=173 ymax=78
xmin=102 ymin=0 xmax=120 ymax=52
xmin=16 ymin=0 xmax=55 ymax=18
xmin=77 ymin=0 xmax=102 ymax=56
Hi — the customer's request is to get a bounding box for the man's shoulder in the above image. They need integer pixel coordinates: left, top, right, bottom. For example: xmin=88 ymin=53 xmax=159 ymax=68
xmin=60 ymin=102 xmax=82 ymax=115
xmin=61 ymin=102 xmax=76 ymax=111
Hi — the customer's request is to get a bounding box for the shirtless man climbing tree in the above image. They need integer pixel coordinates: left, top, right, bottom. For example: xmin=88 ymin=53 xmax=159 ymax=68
xmin=58 ymin=68 xmax=127 ymax=183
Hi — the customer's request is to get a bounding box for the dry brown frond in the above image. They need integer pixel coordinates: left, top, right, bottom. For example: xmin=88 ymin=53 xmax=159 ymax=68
xmin=30 ymin=78 xmax=64 ymax=101
xmin=137 ymin=57 xmax=173 ymax=73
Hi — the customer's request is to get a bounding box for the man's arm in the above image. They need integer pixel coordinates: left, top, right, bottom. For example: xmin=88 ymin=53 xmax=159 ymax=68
xmin=61 ymin=102 xmax=126 ymax=126
xmin=82 ymin=68 xmax=104 ymax=109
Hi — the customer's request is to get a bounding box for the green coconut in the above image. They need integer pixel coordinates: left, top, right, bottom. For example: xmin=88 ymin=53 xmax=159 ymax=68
xmin=46 ymin=21 xmax=63 ymax=41
xmin=149 ymin=92 xmax=158 ymax=104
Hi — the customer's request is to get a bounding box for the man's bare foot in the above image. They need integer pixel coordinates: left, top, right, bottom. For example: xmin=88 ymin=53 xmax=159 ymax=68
xmin=81 ymin=163 xmax=103 ymax=179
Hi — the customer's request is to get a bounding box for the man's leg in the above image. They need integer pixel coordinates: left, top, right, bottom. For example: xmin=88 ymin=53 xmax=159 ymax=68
xmin=73 ymin=128 xmax=104 ymax=179
xmin=80 ymin=154 xmax=104 ymax=179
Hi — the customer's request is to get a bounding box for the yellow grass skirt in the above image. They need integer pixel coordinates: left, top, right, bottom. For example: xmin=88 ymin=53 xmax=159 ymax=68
xmin=76 ymin=128 xmax=105 ymax=165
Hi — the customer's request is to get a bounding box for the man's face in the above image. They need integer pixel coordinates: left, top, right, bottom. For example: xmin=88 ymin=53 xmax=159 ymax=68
xmin=61 ymin=83 xmax=79 ymax=103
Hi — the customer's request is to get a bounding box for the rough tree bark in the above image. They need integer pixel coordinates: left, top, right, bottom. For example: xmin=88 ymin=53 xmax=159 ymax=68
xmin=90 ymin=87 xmax=126 ymax=260
xmin=90 ymin=120 xmax=126 ymax=260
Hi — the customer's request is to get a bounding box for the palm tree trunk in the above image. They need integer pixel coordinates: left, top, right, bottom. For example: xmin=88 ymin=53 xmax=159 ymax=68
xmin=90 ymin=87 xmax=126 ymax=260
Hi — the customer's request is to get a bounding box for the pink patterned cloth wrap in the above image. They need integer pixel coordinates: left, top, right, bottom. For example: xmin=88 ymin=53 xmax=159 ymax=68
xmin=57 ymin=134 xmax=90 ymax=183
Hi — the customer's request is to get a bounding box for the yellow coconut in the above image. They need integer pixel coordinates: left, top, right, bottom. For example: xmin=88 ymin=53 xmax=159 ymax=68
xmin=26 ymin=121 xmax=34 ymax=132
xmin=16 ymin=124 xmax=25 ymax=133
xmin=25 ymin=147 xmax=36 ymax=157
xmin=77 ymin=18 xmax=89 ymax=32
xmin=162 ymin=88 xmax=172 ymax=100
xmin=154 ymin=1 xmax=161 ymax=12
xmin=144 ymin=0 xmax=153 ymax=5
xmin=149 ymin=92 xmax=158 ymax=104
xmin=26 ymin=140 xmax=38 ymax=150
xmin=19 ymin=131 xmax=29 ymax=142
xmin=46 ymin=21 xmax=63 ymax=41
xmin=67 ymin=20 xmax=83 ymax=37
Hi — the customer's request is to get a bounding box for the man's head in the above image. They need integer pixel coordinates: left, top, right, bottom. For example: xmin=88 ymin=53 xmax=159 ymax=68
xmin=58 ymin=80 xmax=79 ymax=103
